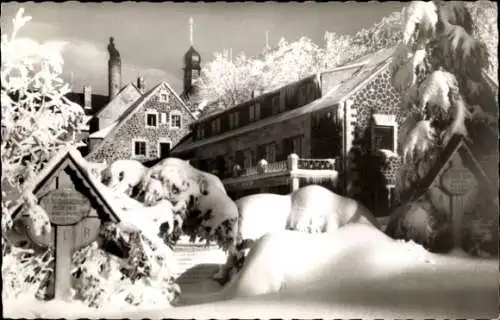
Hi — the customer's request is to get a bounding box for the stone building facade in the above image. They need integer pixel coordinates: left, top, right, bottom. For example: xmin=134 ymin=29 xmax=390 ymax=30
xmin=86 ymin=82 xmax=196 ymax=164
xmin=66 ymin=36 xmax=200 ymax=165
xmin=172 ymin=48 xmax=405 ymax=208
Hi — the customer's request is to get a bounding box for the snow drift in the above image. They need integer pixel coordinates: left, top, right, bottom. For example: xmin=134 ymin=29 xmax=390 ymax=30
xmin=13 ymin=223 xmax=496 ymax=319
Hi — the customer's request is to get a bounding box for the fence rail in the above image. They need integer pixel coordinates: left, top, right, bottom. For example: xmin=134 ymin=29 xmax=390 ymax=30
xmin=226 ymin=154 xmax=337 ymax=183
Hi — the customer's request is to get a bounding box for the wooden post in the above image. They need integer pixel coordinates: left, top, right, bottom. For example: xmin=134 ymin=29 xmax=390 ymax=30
xmin=27 ymin=188 xmax=101 ymax=302
xmin=54 ymin=226 xmax=74 ymax=301
xmin=288 ymin=153 xmax=299 ymax=192
xmin=440 ymin=156 xmax=478 ymax=249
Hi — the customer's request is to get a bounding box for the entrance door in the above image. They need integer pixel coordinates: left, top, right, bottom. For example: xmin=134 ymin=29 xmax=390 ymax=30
xmin=159 ymin=142 xmax=171 ymax=159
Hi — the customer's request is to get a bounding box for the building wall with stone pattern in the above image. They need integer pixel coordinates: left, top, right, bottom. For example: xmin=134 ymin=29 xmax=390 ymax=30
xmin=343 ymin=66 xmax=404 ymax=213
xmin=86 ymin=84 xmax=194 ymax=164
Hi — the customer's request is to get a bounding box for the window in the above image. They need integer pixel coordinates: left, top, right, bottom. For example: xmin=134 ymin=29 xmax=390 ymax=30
xmin=298 ymin=84 xmax=307 ymax=106
xmin=306 ymin=82 xmax=316 ymax=102
xmin=283 ymin=135 xmax=303 ymax=158
xmin=158 ymin=142 xmax=171 ymax=159
xmin=229 ymin=112 xmax=240 ymax=129
xmin=249 ymin=103 xmax=261 ymax=122
xmin=243 ymin=148 xmax=255 ymax=168
xmin=235 ymin=150 xmax=244 ymax=167
xmin=196 ymin=125 xmax=205 ymax=140
xmin=371 ymin=114 xmax=397 ymax=153
xmin=265 ymin=143 xmax=277 ymax=162
xmin=373 ymin=126 xmax=395 ymax=151
xmin=159 ymin=91 xmax=169 ymax=103
xmin=133 ymin=140 xmax=147 ymax=157
xmin=215 ymin=155 xmax=226 ymax=175
xmin=170 ymin=113 xmax=182 ymax=129
xmin=271 ymin=95 xmax=280 ymax=115
xmin=211 ymin=118 xmax=221 ymax=135
xmin=146 ymin=112 xmax=158 ymax=127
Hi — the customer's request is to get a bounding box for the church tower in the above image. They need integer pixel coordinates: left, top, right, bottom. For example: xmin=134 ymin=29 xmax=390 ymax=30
xmin=107 ymin=37 xmax=122 ymax=100
xmin=182 ymin=17 xmax=201 ymax=99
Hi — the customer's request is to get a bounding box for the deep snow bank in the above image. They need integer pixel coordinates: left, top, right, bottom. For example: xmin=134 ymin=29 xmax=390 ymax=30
xmin=4 ymin=224 xmax=498 ymax=319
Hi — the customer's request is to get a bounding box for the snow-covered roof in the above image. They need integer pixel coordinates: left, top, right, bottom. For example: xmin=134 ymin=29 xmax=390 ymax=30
xmin=400 ymin=134 xmax=495 ymax=203
xmin=92 ymin=83 xmax=142 ymax=120
xmin=88 ymin=121 xmax=117 ymax=139
xmin=10 ymin=147 xmax=179 ymax=266
xmin=10 ymin=145 xmax=120 ymax=223
xmin=172 ymin=47 xmax=395 ymax=154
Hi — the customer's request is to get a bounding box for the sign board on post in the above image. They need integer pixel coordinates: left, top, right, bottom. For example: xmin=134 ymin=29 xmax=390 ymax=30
xmin=26 ymin=188 xmax=101 ymax=301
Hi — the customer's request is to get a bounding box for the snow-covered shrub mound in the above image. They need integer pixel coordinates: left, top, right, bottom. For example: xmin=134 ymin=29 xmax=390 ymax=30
xmin=72 ymin=237 xmax=180 ymax=309
xmin=180 ymin=224 xmax=438 ymax=304
xmin=385 ymin=195 xmax=454 ymax=253
xmin=461 ymin=196 xmax=499 ymax=258
xmin=100 ymin=159 xmax=148 ymax=196
xmin=214 ymin=185 xmax=381 ymax=285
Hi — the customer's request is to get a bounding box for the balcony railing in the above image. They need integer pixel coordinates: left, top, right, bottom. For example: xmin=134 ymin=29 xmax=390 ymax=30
xmin=297 ymin=158 xmax=336 ymax=170
xmin=223 ymin=154 xmax=338 ymax=191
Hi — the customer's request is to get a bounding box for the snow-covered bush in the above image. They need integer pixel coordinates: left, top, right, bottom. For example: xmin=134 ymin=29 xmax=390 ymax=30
xmin=2 ymin=9 xmax=180 ymax=309
xmin=2 ymin=7 xmax=84 ymax=301
xmin=71 ymin=228 xmax=180 ymax=309
xmin=389 ymin=1 xmax=497 ymax=255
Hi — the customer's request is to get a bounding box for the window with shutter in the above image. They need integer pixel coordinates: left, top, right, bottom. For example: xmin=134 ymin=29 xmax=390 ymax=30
xmin=271 ymin=95 xmax=280 ymax=115
xmin=234 ymin=111 xmax=240 ymax=127
xmin=307 ymin=82 xmax=316 ymax=102
xmin=298 ymin=84 xmax=307 ymax=106
xmin=170 ymin=114 xmax=182 ymax=129
xmin=133 ymin=140 xmax=147 ymax=156
xmin=249 ymin=105 xmax=255 ymax=122
xmin=146 ymin=112 xmax=158 ymax=127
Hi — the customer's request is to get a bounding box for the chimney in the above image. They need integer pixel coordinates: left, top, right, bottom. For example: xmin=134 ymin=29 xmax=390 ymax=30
xmin=83 ymin=85 xmax=92 ymax=112
xmin=137 ymin=76 xmax=145 ymax=94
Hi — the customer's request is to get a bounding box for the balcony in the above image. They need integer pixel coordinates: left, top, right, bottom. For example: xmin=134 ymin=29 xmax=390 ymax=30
xmin=222 ymin=154 xmax=339 ymax=192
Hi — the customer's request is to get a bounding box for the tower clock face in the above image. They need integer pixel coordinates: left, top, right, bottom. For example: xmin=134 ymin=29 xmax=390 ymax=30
xmin=192 ymin=55 xmax=200 ymax=63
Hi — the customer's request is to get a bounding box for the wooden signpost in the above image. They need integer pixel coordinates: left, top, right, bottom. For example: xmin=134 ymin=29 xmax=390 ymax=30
xmin=440 ymin=157 xmax=478 ymax=249
xmin=26 ymin=188 xmax=101 ymax=301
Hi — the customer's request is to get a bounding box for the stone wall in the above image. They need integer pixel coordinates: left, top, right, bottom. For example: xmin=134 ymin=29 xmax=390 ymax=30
xmin=343 ymin=67 xmax=404 ymax=212
xmin=350 ymin=67 xmax=403 ymax=132
xmin=86 ymin=84 xmax=194 ymax=164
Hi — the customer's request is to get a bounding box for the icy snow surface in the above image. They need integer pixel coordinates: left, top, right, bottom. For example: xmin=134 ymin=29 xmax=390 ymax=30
xmin=5 ymin=224 xmax=498 ymax=319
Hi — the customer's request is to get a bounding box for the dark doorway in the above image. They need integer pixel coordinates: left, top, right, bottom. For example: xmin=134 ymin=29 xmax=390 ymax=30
xmin=159 ymin=142 xmax=171 ymax=159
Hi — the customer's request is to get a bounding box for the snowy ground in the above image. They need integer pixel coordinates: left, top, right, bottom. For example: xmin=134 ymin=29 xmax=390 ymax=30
xmin=4 ymin=224 xmax=498 ymax=319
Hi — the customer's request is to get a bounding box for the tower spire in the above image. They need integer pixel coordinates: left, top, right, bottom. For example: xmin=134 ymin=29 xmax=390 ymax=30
xmin=265 ymin=30 xmax=270 ymax=49
xmin=189 ymin=16 xmax=194 ymax=45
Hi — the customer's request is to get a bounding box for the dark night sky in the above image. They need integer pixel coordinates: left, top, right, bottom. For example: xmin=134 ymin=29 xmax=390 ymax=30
xmin=1 ymin=1 xmax=405 ymax=95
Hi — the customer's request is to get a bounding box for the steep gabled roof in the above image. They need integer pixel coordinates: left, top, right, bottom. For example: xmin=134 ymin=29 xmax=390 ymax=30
xmin=92 ymin=83 xmax=142 ymax=120
xmin=172 ymin=47 xmax=396 ymax=154
xmin=10 ymin=146 xmax=121 ymax=223
xmin=88 ymin=121 xmax=118 ymax=139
